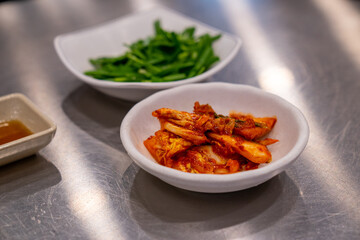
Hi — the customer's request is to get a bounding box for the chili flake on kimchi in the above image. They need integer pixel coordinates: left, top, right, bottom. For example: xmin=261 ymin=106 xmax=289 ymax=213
xmin=144 ymin=102 xmax=278 ymax=174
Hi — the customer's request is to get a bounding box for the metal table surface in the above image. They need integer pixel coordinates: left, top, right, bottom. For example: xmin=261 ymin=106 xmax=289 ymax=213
xmin=0 ymin=0 xmax=359 ymax=239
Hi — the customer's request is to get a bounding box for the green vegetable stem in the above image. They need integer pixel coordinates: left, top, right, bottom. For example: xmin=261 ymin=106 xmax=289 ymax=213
xmin=84 ymin=20 xmax=221 ymax=82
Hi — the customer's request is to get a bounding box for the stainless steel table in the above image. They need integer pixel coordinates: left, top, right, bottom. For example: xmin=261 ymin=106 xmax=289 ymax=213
xmin=1 ymin=0 xmax=359 ymax=239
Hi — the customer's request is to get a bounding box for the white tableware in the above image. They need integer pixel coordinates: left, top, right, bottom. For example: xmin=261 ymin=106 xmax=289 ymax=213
xmin=0 ymin=93 xmax=56 ymax=166
xmin=120 ymin=82 xmax=309 ymax=193
xmin=54 ymin=7 xmax=241 ymax=101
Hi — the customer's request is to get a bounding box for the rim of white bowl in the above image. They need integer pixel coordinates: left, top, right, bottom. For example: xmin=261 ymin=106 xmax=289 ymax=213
xmin=54 ymin=7 xmax=242 ymax=90
xmin=120 ymin=82 xmax=310 ymax=183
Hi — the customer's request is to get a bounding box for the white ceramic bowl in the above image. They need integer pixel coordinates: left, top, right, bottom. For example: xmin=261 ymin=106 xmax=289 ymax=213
xmin=120 ymin=82 xmax=309 ymax=193
xmin=0 ymin=93 xmax=56 ymax=166
xmin=54 ymin=7 xmax=241 ymax=101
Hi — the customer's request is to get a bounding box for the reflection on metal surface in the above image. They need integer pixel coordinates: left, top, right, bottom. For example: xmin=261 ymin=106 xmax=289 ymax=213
xmin=0 ymin=155 xmax=61 ymax=204
xmin=0 ymin=3 xmax=20 ymax=26
xmin=296 ymin=0 xmax=360 ymax=218
xmin=221 ymin=0 xmax=301 ymax=106
xmin=0 ymin=4 xmax=131 ymax=237
xmin=58 ymin=132 xmax=125 ymax=240
xmin=222 ymin=0 xmax=359 ymax=224
xmin=220 ymin=0 xmax=294 ymax=88
xmin=258 ymin=66 xmax=295 ymax=96
xmin=56 ymin=85 xmax=134 ymax=239
xmin=68 ymin=185 xmax=124 ymax=240
xmin=31 ymin=0 xmax=64 ymax=27
xmin=129 ymin=0 xmax=159 ymax=11
xmin=312 ymin=0 xmax=360 ymax=69
xmin=0 ymin=2 xmax=55 ymax=107
xmin=1 ymin=0 xmax=360 ymax=238
xmin=36 ymin=0 xmax=99 ymax=21
xmin=129 ymin=167 xmax=303 ymax=238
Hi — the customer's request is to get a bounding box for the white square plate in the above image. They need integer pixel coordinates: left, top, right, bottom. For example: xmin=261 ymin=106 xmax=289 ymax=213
xmin=54 ymin=7 xmax=241 ymax=101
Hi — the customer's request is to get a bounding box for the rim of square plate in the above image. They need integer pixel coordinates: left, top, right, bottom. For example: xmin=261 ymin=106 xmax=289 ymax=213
xmin=53 ymin=7 xmax=242 ymax=89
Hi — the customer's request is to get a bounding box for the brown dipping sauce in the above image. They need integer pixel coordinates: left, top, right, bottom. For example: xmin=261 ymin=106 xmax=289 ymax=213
xmin=0 ymin=120 xmax=33 ymax=145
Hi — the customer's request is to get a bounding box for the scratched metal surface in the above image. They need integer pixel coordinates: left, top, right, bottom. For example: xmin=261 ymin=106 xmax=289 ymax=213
xmin=0 ymin=0 xmax=359 ymax=239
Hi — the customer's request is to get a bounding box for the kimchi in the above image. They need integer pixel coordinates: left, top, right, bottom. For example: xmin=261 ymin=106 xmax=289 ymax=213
xmin=144 ymin=102 xmax=278 ymax=174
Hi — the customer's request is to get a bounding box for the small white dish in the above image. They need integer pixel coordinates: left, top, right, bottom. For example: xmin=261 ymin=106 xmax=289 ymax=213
xmin=120 ymin=82 xmax=309 ymax=193
xmin=0 ymin=93 xmax=56 ymax=166
xmin=54 ymin=7 xmax=241 ymax=101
